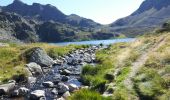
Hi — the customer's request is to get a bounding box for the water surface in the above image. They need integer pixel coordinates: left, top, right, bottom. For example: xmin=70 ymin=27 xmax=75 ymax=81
xmin=51 ymin=38 xmax=135 ymax=46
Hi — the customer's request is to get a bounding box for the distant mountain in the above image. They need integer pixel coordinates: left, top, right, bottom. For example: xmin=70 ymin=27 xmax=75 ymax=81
xmin=0 ymin=11 xmax=117 ymax=43
xmin=2 ymin=0 xmax=100 ymax=28
xmin=110 ymin=0 xmax=170 ymax=37
xmin=0 ymin=0 xmax=119 ymax=43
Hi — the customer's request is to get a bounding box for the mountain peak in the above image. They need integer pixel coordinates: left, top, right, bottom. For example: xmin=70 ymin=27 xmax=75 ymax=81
xmin=132 ymin=0 xmax=170 ymax=15
xmin=13 ymin=0 xmax=24 ymax=5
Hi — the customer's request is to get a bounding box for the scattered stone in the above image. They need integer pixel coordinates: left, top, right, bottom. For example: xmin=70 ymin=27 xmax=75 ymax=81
xmin=25 ymin=68 xmax=33 ymax=77
xmin=68 ymin=84 xmax=78 ymax=92
xmin=58 ymin=83 xmax=69 ymax=94
xmin=26 ymin=62 xmax=43 ymax=76
xmin=0 ymin=82 xmax=15 ymax=96
xmin=11 ymin=89 xmax=19 ymax=97
xmin=18 ymin=87 xmax=29 ymax=96
xmin=62 ymin=91 xmax=70 ymax=99
xmin=57 ymin=97 xmax=65 ymax=100
xmin=61 ymin=76 xmax=69 ymax=82
xmin=51 ymin=88 xmax=58 ymax=95
xmin=60 ymin=69 xmax=71 ymax=76
xmin=81 ymin=86 xmax=89 ymax=89
xmin=27 ymin=77 xmax=36 ymax=85
xmin=42 ymin=81 xmax=54 ymax=88
xmin=30 ymin=90 xmax=45 ymax=100
xmin=102 ymin=92 xmax=113 ymax=97
xmin=8 ymin=80 xmax=16 ymax=83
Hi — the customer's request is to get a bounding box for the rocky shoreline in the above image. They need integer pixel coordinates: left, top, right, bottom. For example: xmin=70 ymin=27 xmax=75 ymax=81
xmin=0 ymin=45 xmax=102 ymax=100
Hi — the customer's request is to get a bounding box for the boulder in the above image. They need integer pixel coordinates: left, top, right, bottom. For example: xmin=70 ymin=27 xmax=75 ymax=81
xmin=42 ymin=81 xmax=54 ymax=88
xmin=0 ymin=82 xmax=15 ymax=96
xmin=68 ymin=84 xmax=78 ymax=92
xmin=30 ymin=90 xmax=45 ymax=100
xmin=26 ymin=62 xmax=43 ymax=76
xmin=58 ymin=83 xmax=69 ymax=94
xmin=25 ymin=47 xmax=55 ymax=67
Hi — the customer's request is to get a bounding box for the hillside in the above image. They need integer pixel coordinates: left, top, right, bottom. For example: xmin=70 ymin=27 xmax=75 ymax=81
xmin=0 ymin=0 xmax=120 ymax=43
xmin=110 ymin=0 xmax=170 ymax=37
xmin=2 ymin=0 xmax=100 ymax=28
xmin=70 ymin=25 xmax=170 ymax=100
xmin=0 ymin=22 xmax=169 ymax=99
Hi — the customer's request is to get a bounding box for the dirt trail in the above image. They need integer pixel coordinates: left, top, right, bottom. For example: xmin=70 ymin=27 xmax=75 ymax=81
xmin=124 ymin=35 xmax=167 ymax=92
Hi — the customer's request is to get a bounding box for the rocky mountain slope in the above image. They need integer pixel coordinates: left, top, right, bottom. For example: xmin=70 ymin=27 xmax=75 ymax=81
xmin=110 ymin=0 xmax=170 ymax=37
xmin=0 ymin=0 xmax=118 ymax=43
xmin=2 ymin=0 xmax=100 ymax=28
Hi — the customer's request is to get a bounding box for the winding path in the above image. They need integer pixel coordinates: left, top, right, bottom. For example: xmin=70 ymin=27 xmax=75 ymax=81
xmin=124 ymin=34 xmax=167 ymax=97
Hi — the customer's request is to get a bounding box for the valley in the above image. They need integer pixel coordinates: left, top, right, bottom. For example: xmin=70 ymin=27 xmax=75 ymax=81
xmin=0 ymin=0 xmax=170 ymax=100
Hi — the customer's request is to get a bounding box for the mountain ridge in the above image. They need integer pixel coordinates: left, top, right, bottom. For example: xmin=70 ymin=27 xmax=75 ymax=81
xmin=110 ymin=0 xmax=170 ymax=37
xmin=2 ymin=0 xmax=100 ymax=28
xmin=0 ymin=0 xmax=119 ymax=43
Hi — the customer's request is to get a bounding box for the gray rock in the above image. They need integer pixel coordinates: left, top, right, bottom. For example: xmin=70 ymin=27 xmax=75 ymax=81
xmin=62 ymin=91 xmax=70 ymax=99
xmin=58 ymin=83 xmax=69 ymax=94
xmin=57 ymin=97 xmax=65 ymax=100
xmin=0 ymin=82 xmax=15 ymax=96
xmin=51 ymin=88 xmax=58 ymax=95
xmin=18 ymin=87 xmax=29 ymax=96
xmin=27 ymin=77 xmax=36 ymax=85
xmin=68 ymin=84 xmax=78 ymax=92
xmin=24 ymin=68 xmax=33 ymax=77
xmin=42 ymin=81 xmax=54 ymax=88
xmin=11 ymin=89 xmax=19 ymax=97
xmin=26 ymin=62 xmax=43 ymax=76
xmin=61 ymin=76 xmax=69 ymax=82
xmin=60 ymin=69 xmax=71 ymax=76
xmin=30 ymin=90 xmax=45 ymax=100
xmin=26 ymin=47 xmax=55 ymax=67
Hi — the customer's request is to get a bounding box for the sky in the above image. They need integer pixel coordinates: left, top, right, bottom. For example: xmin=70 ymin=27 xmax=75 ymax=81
xmin=0 ymin=0 xmax=144 ymax=24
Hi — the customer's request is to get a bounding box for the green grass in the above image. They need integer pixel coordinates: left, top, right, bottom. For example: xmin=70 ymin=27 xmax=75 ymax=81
xmin=134 ymin=67 xmax=166 ymax=99
xmin=0 ymin=43 xmax=89 ymax=84
xmin=115 ymin=67 xmax=130 ymax=84
xmin=79 ymin=33 xmax=170 ymax=99
xmin=69 ymin=89 xmax=112 ymax=100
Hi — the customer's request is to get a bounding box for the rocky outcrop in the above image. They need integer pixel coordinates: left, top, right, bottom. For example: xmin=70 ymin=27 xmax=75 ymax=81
xmin=24 ymin=47 xmax=55 ymax=67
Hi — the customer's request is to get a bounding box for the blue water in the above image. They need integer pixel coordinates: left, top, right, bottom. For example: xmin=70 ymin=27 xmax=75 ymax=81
xmin=51 ymin=38 xmax=135 ymax=46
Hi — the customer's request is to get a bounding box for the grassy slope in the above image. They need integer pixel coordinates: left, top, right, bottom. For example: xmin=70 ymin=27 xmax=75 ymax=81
xmin=0 ymin=43 xmax=88 ymax=84
xmin=70 ymin=32 xmax=170 ymax=100
xmin=0 ymin=28 xmax=169 ymax=99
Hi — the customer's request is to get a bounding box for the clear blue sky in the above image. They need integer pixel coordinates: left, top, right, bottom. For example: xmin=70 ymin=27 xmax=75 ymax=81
xmin=0 ymin=0 xmax=144 ymax=24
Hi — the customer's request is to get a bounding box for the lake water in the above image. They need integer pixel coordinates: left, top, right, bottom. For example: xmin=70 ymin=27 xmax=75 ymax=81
xmin=51 ymin=38 xmax=135 ymax=46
